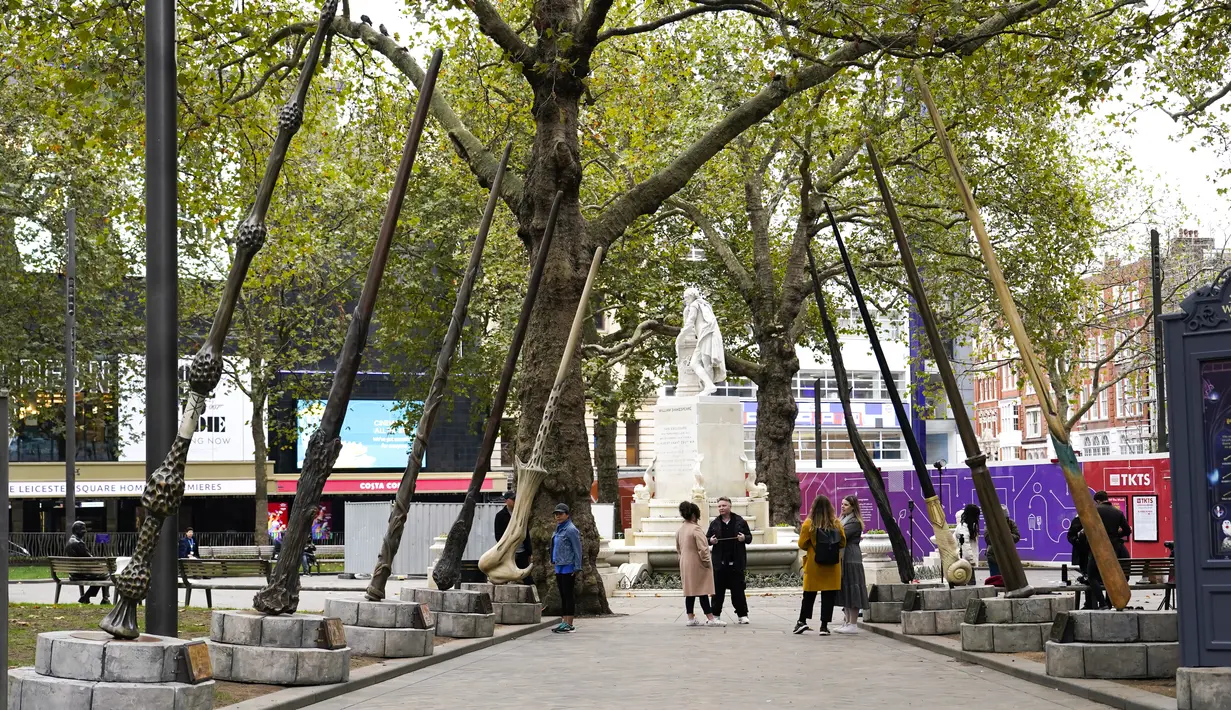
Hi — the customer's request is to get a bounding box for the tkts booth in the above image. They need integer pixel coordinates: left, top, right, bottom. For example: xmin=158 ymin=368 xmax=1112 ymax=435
xmin=1162 ymin=268 xmax=1231 ymax=708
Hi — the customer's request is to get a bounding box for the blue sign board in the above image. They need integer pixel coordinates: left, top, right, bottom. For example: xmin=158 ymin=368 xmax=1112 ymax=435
xmin=295 ymin=400 xmax=416 ymax=470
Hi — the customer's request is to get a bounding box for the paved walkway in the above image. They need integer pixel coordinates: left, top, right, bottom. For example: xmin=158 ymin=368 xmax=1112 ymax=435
xmin=305 ymin=595 xmax=1111 ymax=709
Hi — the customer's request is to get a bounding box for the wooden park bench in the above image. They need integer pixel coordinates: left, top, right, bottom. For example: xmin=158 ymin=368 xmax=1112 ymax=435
xmin=178 ymin=558 xmax=271 ymax=608
xmin=198 ymin=545 xmax=275 ymax=560
xmin=1059 ymin=557 xmax=1176 ymax=610
xmin=48 ymin=556 xmax=117 ymax=604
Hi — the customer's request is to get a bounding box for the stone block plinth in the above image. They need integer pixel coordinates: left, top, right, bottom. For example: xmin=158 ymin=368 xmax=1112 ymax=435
xmin=494 ymin=603 xmax=542 ymax=625
xmin=866 ymin=601 xmax=902 ymax=624
xmin=1044 ymin=640 xmax=1179 ymax=679
xmin=434 ymin=612 xmax=496 ymax=638
xmin=210 ymin=610 xmax=335 ymax=649
xmin=324 ymin=597 xmax=433 ymax=630
xmin=343 ymin=625 xmax=433 ymax=658
xmin=462 ymin=582 xmax=539 ymax=605
xmin=404 ymin=587 xmax=494 ymax=615
xmin=960 ymin=623 xmax=1052 ymax=653
xmin=902 ymin=609 xmax=964 ymax=636
xmin=1051 ymin=610 xmax=1178 ymax=644
xmin=207 ymin=641 xmax=349 ymax=686
xmin=1178 ymin=667 xmax=1231 ymax=710
xmin=966 ymin=596 xmax=1075 ymax=626
xmin=9 ymin=667 xmax=214 ymax=710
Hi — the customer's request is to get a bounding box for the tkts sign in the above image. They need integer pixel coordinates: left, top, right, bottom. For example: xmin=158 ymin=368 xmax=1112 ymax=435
xmin=1104 ymin=466 xmax=1154 ymax=489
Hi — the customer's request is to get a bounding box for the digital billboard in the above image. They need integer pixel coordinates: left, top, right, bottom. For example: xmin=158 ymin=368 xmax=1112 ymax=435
xmin=295 ymin=400 xmax=416 ymax=470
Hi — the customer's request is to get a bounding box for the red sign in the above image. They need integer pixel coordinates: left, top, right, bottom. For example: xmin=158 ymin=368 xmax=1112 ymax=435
xmin=1083 ymin=456 xmax=1173 ymax=559
xmin=274 ymin=477 xmax=497 ymax=495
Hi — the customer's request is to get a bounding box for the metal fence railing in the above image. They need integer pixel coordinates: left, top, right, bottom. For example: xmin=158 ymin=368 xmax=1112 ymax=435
xmin=9 ymin=531 xmax=346 ymax=560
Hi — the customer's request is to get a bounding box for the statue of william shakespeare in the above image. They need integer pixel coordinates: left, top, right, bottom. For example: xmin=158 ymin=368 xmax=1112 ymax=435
xmin=676 ymin=287 xmax=726 ymax=396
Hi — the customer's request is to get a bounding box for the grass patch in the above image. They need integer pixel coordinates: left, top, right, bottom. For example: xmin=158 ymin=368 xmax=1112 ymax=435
xmin=7 ymin=603 xmax=215 ymax=668
xmin=9 ymin=565 xmax=51 ymax=580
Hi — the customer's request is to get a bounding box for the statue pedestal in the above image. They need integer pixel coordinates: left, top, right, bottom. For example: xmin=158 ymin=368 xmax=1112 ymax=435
xmin=651 ymin=396 xmax=747 ymax=501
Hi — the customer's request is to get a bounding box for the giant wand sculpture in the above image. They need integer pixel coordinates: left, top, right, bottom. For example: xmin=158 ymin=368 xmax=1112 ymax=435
xmin=806 ymin=242 xmax=915 ymax=584
xmin=863 ymin=144 xmax=1034 ymax=594
xmin=253 ymin=48 xmax=443 ymax=614
xmin=362 ymin=143 xmax=518 ymax=600
xmin=913 ymin=67 xmax=1128 ymax=608
xmin=100 ymin=0 xmax=339 ymax=639
xmin=822 ymin=203 xmax=971 ymax=586
xmin=480 ymin=246 xmax=606 ymax=584
xmin=429 ymin=191 xmax=561 ymax=592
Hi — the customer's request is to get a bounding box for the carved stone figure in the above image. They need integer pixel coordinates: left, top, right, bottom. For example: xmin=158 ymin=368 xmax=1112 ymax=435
xmin=675 ymin=287 xmax=726 ymax=396
xmin=742 ymin=454 xmax=768 ymax=499
xmin=632 ymin=457 xmax=657 ymax=502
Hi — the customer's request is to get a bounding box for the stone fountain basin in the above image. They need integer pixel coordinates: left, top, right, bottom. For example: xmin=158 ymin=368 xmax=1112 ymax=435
xmin=605 ymin=541 xmax=801 ymax=574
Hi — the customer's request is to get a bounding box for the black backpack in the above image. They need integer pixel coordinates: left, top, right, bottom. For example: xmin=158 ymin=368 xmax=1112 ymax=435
xmin=814 ymin=525 xmax=842 ymax=565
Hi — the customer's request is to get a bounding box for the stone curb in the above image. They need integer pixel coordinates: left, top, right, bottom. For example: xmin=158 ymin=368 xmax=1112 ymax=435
xmin=611 ymin=588 xmax=803 ymax=598
xmin=857 ymin=621 xmax=1176 ymax=710
xmin=222 ymin=618 xmax=560 ymax=710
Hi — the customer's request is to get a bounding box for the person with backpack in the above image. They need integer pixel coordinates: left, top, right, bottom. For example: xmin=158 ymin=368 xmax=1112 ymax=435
xmin=794 ymin=494 xmax=846 ymax=636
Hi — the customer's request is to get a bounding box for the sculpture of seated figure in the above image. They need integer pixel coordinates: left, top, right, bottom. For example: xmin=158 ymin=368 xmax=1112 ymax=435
xmin=742 ymin=454 xmax=768 ymax=499
xmin=633 ymin=458 xmax=657 ymax=502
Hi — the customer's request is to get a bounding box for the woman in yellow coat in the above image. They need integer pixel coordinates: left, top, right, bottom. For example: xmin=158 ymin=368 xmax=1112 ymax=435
xmin=794 ymin=494 xmax=847 ymax=636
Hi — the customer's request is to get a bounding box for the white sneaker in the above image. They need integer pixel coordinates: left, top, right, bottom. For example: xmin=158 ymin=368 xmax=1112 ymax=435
xmin=737 ymin=616 xmax=750 ymax=625
xmin=686 ymin=617 xmax=703 ymax=627
xmin=835 ymin=623 xmax=858 ymax=634
xmin=706 ymin=617 xmax=727 ymax=627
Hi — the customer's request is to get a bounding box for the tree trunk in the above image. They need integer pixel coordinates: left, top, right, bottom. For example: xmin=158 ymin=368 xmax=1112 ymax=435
xmin=515 ymin=64 xmax=609 ymax=615
xmin=592 ymin=368 xmax=620 ymax=535
xmin=753 ymin=337 xmax=802 ymax=525
xmin=251 ymin=379 xmax=268 ymax=545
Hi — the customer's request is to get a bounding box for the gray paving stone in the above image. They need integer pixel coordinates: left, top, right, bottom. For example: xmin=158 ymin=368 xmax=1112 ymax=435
xmin=960 ymin=623 xmax=994 ymax=652
xmin=919 ymin=589 xmax=952 ymax=610
xmin=13 ymin=668 xmax=94 ymax=709
xmin=89 ymin=681 xmax=177 ymax=709
xmin=34 ymin=634 xmax=52 ymax=676
xmin=901 ymin=610 xmax=936 ymax=635
xmin=219 ymin=611 xmax=263 ymax=646
xmin=261 ymin=614 xmax=306 ymax=648
xmin=396 ymin=601 xmax=433 ymax=629
xmin=440 ymin=590 xmax=493 ymax=614
xmin=382 ymin=628 xmax=433 ymax=658
xmin=1045 ymin=641 xmax=1085 ymax=677
xmin=867 ymin=601 xmax=901 ymax=623
xmin=343 ymin=625 xmax=386 ymax=656
xmin=227 ymin=644 xmax=298 ymax=684
xmin=491 ymin=584 xmax=538 ymax=604
xmin=460 ymin=582 xmax=494 ymax=597
xmin=435 ymin=612 xmax=495 ymax=638
xmin=210 ymin=612 xmax=224 ymax=643
xmin=295 ymin=647 xmax=350 ymax=685
xmin=101 ymin=639 xmax=168 ymax=683
xmin=8 ymin=668 xmax=22 ymax=710
xmin=323 ymin=598 xmax=360 ymax=626
xmin=494 ymin=602 xmax=541 ymax=625
xmin=1178 ymin=666 xmax=1231 ymax=710
xmin=1083 ymin=643 xmax=1147 ymax=678
xmin=406 ymin=588 xmax=445 ymax=608
xmin=934 ymin=609 xmax=964 ymax=634
xmin=1088 ymin=610 xmax=1139 ymax=643
xmin=950 ymin=586 xmax=983 ymax=610
xmin=207 ymin=641 xmax=233 ymax=679
xmin=1052 ymin=595 xmax=1077 ymax=614
xmin=174 ymin=681 xmax=215 ymax=710
xmin=1010 ymin=598 xmax=1055 ymax=624
xmin=1137 ymin=611 xmax=1179 ymax=642
xmin=1070 ymin=610 xmax=1093 ymax=642
xmin=300 ymin=617 xmax=328 ymax=648
xmin=1145 ymin=642 xmax=1180 ymax=679
xmin=49 ymin=634 xmax=105 ymax=681
xmin=982 ymin=598 xmax=1013 ymax=624
xmin=992 ymin=623 xmax=1048 ymax=652
xmin=357 ymin=600 xmax=399 ymax=628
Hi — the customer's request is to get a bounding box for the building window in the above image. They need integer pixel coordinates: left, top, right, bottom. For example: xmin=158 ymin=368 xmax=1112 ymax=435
xmin=624 ymin=420 xmax=640 ymax=466
xmin=793 ymin=429 xmax=817 ymax=462
xmin=743 ymin=427 xmax=756 ymax=458
xmin=1026 ymin=407 xmax=1042 ymax=439
xmin=1000 ymin=446 xmax=1020 ymax=461
xmin=818 ymin=430 xmax=903 ymax=461
xmin=1081 ymin=433 xmax=1111 ymax=457
xmin=792 ymin=370 xmax=903 ymax=400
xmin=1024 ymin=445 xmax=1048 ymax=460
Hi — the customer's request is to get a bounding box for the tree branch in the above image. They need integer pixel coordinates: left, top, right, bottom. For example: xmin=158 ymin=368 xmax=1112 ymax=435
xmin=668 ymin=198 xmax=756 ymax=296
xmin=466 ymin=0 xmax=533 ymax=63
xmin=597 ymin=3 xmax=763 ymax=41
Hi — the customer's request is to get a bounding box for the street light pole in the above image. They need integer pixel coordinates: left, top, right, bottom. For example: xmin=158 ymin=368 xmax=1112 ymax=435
xmin=65 ymin=208 xmax=77 ymax=533
xmin=145 ymin=0 xmax=179 ymax=637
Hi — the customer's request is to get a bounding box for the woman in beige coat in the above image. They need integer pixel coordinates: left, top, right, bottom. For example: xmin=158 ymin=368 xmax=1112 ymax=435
xmin=675 ymin=501 xmax=724 ymax=627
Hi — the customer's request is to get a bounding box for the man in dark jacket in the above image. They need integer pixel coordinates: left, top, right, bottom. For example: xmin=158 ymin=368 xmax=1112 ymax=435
xmin=706 ymin=496 xmax=752 ymax=624
xmin=1068 ymin=491 xmax=1132 ymax=609
xmin=178 ymin=527 xmax=200 ymax=559
xmin=494 ymin=491 xmax=532 ymax=582
xmin=65 ymin=520 xmax=109 ymax=604
xmin=985 ymin=505 xmax=1020 ymax=579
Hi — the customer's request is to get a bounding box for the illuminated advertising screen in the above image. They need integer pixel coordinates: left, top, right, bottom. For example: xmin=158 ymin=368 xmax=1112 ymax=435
xmin=296 ymin=400 xmax=416 ymax=470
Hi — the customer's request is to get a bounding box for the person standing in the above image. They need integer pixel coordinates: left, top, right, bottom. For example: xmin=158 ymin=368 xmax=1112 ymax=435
xmin=677 ymin=501 xmax=723 ymax=626
xmin=836 ymin=495 xmax=867 ymax=634
xmin=985 ymin=505 xmax=1020 ymax=580
xmin=551 ymin=503 xmax=582 ymax=634
xmin=795 ymin=495 xmax=846 ymax=636
xmin=65 ymin=520 xmax=109 ymax=604
xmin=494 ymin=490 xmax=532 ymax=578
xmin=178 ymin=527 xmax=200 ymax=559
xmin=707 ymin=496 xmax=751 ymax=624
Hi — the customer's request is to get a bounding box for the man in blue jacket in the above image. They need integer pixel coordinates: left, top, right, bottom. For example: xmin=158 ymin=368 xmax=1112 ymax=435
xmin=551 ymin=503 xmax=582 ymax=634
xmin=178 ymin=527 xmax=200 ymax=559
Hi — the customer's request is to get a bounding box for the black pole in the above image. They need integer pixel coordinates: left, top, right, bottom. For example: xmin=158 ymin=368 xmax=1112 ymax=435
xmin=65 ymin=208 xmax=76 ymax=532
xmin=145 ymin=0 xmax=178 ymax=637
xmin=2 ymin=388 xmax=10 ymax=705
xmin=1151 ymin=229 xmax=1167 ymax=452
xmin=813 ymin=377 xmax=822 ymax=468
xmin=908 ymin=499 xmax=916 ymax=561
